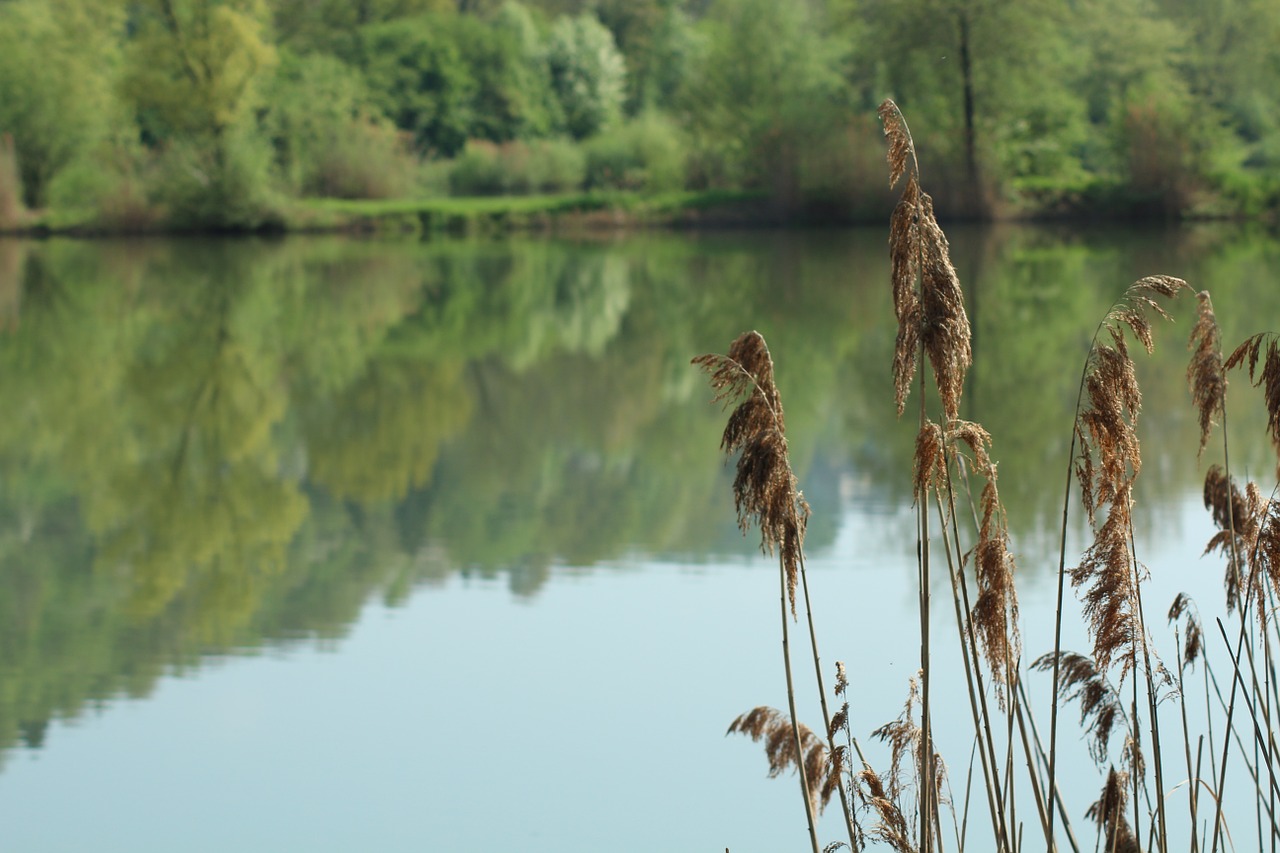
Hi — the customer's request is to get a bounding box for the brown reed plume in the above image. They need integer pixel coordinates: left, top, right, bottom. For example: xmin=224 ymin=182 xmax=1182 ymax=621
xmin=727 ymin=706 xmax=838 ymax=815
xmin=916 ymin=418 xmax=1021 ymax=699
xmin=1188 ymin=292 xmax=1227 ymax=459
xmin=1190 ymin=318 xmax=1280 ymax=853
xmin=872 ymin=674 xmax=926 ymax=804
xmin=1225 ymin=333 xmax=1280 ymax=477
xmin=879 ymin=99 xmax=971 ymax=422
xmin=880 ymin=98 xmax=977 ymax=853
xmin=693 ymin=331 xmax=808 ymax=614
xmin=856 ymin=767 xmax=918 ymax=853
xmin=953 ymin=421 xmax=1021 ymax=697
xmin=1202 ymin=466 xmax=1269 ymax=616
xmin=1073 ymin=276 xmax=1187 ymax=528
xmin=1085 ymin=767 xmax=1140 ymax=853
xmin=1034 ymin=652 xmax=1127 ymax=766
xmin=1048 ymin=277 xmax=1185 ymax=805
xmin=1168 ymin=593 xmax=1204 ymax=673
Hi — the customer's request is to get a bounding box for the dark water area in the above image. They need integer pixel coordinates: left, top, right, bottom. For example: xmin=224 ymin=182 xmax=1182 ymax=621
xmin=0 ymin=225 xmax=1277 ymax=850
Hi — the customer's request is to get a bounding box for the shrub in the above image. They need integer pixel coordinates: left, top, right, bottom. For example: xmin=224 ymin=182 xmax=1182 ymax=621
xmin=546 ymin=14 xmax=627 ymax=140
xmin=583 ymin=113 xmax=687 ymax=192
xmin=306 ymin=122 xmax=419 ymax=200
xmin=148 ymin=130 xmax=279 ymax=229
xmin=512 ymin=139 xmax=586 ymax=193
xmin=448 ymin=138 xmax=587 ymax=196
xmin=1121 ymin=96 xmax=1201 ymax=217
xmin=448 ymin=141 xmax=508 ymax=196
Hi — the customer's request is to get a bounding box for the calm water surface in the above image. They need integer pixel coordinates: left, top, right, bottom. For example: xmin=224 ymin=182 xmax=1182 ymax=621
xmin=0 ymin=226 xmax=1277 ymax=851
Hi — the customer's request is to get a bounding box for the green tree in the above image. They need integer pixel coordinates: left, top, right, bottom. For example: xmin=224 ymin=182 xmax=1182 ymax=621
xmin=855 ymin=0 xmax=1088 ymax=199
xmin=1153 ymin=0 xmax=1280 ymax=165
xmin=451 ymin=11 xmax=559 ymax=141
xmin=121 ymin=0 xmax=279 ymax=225
xmin=271 ymin=0 xmax=453 ymax=53
xmin=356 ymin=15 xmax=477 ymax=155
xmin=0 ymin=0 xmax=126 ymax=206
xmin=593 ymin=0 xmax=693 ymax=112
xmin=546 ymin=13 xmax=628 ymax=139
xmin=679 ymin=0 xmax=843 ymax=193
xmin=262 ymin=51 xmax=418 ymax=198
xmin=123 ymin=0 xmax=277 ymax=141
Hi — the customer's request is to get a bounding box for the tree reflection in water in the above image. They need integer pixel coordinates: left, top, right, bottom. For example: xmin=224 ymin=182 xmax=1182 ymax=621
xmin=0 ymin=225 xmax=1277 ymax=761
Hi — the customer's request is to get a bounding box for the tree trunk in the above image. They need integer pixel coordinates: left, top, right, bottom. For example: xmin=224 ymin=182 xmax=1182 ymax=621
xmin=957 ymin=8 xmax=979 ymax=197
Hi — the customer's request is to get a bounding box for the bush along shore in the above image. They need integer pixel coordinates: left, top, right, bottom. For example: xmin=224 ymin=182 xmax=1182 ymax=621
xmin=696 ymin=98 xmax=1280 ymax=853
xmin=4 ymin=181 xmax=1277 ymax=239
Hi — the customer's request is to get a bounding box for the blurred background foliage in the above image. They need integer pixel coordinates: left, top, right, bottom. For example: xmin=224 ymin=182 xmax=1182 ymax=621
xmin=2 ymin=0 xmax=1280 ymax=226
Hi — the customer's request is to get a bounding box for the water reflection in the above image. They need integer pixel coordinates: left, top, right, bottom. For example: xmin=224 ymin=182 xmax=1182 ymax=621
xmin=0 ymin=225 xmax=1278 ymax=761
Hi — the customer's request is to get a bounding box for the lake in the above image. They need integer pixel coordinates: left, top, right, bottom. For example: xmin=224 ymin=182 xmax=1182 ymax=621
xmin=0 ymin=225 xmax=1277 ymax=851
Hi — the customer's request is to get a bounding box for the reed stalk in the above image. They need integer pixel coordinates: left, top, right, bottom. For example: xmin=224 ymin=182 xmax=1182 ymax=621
xmin=694 ymin=334 xmax=821 ymax=853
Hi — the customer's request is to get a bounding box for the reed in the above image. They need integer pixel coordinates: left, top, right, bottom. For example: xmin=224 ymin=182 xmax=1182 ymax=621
xmin=698 ymin=99 xmax=1280 ymax=852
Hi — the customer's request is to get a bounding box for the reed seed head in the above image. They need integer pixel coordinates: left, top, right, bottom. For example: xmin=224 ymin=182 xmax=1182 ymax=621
xmin=877 ymin=99 xmax=913 ymax=190
xmin=1200 ymin=466 xmax=1280 ymax=623
xmin=948 ymin=420 xmax=1022 ymax=701
xmin=1084 ymin=767 xmax=1140 ymax=853
xmin=694 ymin=331 xmax=809 ymax=614
xmin=1167 ymin=592 xmax=1203 ymax=671
xmin=1069 ymin=277 xmax=1187 ymax=677
xmin=1225 ymin=332 xmax=1280 ymax=477
xmin=880 ymin=100 xmax=972 ymax=421
xmin=1070 ymin=496 xmax=1140 ymax=681
xmin=1032 ymin=651 xmax=1124 ymax=765
xmin=727 ymin=706 xmax=835 ymax=814
xmin=855 ymin=767 xmax=918 ymax=853
xmin=1187 ymin=291 xmax=1226 ymax=458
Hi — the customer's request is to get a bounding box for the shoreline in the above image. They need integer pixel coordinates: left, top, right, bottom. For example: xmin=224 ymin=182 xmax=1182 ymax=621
xmin=1 ymin=186 xmax=1273 ymax=239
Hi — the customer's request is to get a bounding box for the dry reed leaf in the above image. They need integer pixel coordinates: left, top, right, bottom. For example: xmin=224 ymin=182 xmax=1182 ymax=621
xmin=694 ymin=331 xmax=809 ymax=614
xmin=1187 ymin=291 xmax=1226 ymax=458
xmin=727 ymin=706 xmax=835 ymax=814
xmin=1032 ymin=652 xmax=1124 ymax=765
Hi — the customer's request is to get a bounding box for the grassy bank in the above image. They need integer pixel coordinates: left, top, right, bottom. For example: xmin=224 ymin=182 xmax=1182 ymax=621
xmin=289 ymin=189 xmax=775 ymax=234
xmin=0 ymin=189 xmax=775 ymax=238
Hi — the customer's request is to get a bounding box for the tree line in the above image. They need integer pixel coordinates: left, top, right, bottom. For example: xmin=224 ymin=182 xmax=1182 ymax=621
xmin=0 ymin=0 xmax=1278 ymax=227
